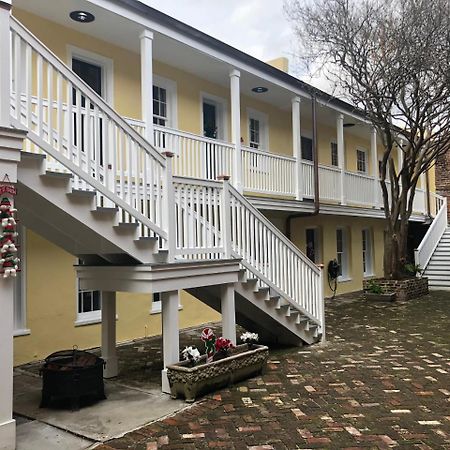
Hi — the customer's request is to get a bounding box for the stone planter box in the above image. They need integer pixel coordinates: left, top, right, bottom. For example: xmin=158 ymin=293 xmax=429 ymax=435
xmin=364 ymin=292 xmax=397 ymax=302
xmin=167 ymin=344 xmax=269 ymax=402
xmin=363 ymin=277 xmax=428 ymax=301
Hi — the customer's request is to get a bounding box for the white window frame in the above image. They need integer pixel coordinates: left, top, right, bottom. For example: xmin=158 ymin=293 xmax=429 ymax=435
xmin=200 ymin=92 xmax=228 ymax=141
xmin=153 ymin=75 xmax=178 ymax=129
xmin=330 ymin=141 xmax=339 ymax=167
xmin=67 ymin=45 xmax=114 ymax=104
xmin=14 ymin=225 xmax=30 ymax=337
xmin=246 ymin=108 xmax=269 ymax=151
xmin=356 ymin=149 xmax=368 ymax=174
xmin=150 ymin=292 xmax=183 ymax=314
xmin=362 ymin=228 xmax=374 ymax=277
xmin=336 ymin=227 xmax=350 ymax=281
xmin=75 ymin=283 xmax=102 ymax=326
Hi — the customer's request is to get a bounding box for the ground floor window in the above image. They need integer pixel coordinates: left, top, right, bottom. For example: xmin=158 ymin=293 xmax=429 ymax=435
xmin=336 ymin=228 xmax=349 ymax=279
xmin=362 ymin=228 xmax=373 ymax=276
xmin=151 ymin=292 xmax=161 ymax=314
xmin=77 ymin=286 xmax=102 ymax=324
xmin=14 ymin=225 xmax=28 ymax=335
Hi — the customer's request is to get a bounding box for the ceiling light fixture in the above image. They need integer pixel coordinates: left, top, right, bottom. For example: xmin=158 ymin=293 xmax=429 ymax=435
xmin=252 ymin=86 xmax=268 ymax=93
xmin=70 ymin=11 xmax=95 ymax=23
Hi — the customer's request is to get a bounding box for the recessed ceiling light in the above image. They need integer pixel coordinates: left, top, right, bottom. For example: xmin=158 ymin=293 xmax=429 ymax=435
xmin=70 ymin=11 xmax=95 ymax=23
xmin=252 ymin=87 xmax=268 ymax=93
xmin=343 ymin=123 xmax=355 ymax=128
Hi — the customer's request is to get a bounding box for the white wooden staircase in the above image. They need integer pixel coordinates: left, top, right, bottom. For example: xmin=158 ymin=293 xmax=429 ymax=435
xmin=8 ymin=17 xmax=325 ymax=344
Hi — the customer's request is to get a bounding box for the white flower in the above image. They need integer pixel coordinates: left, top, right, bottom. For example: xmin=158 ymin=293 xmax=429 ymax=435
xmin=240 ymin=332 xmax=259 ymax=343
xmin=181 ymin=346 xmax=201 ymax=363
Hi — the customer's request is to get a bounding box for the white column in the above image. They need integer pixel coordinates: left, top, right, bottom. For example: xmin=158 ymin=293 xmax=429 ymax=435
xmin=371 ymin=127 xmax=380 ymax=208
xmin=221 ymin=283 xmax=236 ymax=344
xmin=0 ymin=278 xmax=15 ymax=450
xmin=140 ymin=29 xmax=154 ymax=143
xmin=0 ymin=1 xmax=12 ymax=127
xmin=101 ymin=291 xmax=118 ymax=378
xmin=292 ymin=97 xmax=303 ymax=201
xmin=337 ymin=114 xmax=346 ymax=205
xmin=397 ymin=139 xmax=404 ymax=175
xmin=161 ymin=290 xmax=179 ymax=393
xmin=230 ymin=69 xmax=242 ymax=193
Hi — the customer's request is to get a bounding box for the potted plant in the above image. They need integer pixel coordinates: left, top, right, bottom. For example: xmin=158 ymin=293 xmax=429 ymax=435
xmin=240 ymin=332 xmax=259 ymax=349
xmin=166 ymin=328 xmax=269 ymax=402
xmin=364 ymin=279 xmax=396 ymax=302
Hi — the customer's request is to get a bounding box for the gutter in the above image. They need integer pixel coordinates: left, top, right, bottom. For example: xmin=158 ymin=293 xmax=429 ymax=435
xmin=286 ymin=93 xmax=320 ymax=239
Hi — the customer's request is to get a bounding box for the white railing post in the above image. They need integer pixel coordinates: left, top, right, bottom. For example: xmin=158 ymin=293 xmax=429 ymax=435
xmin=337 ymin=114 xmax=346 ymax=205
xmin=162 ymin=151 xmax=176 ymax=262
xmin=292 ymin=96 xmax=303 ymax=201
xmin=371 ymin=127 xmax=380 ymax=208
xmin=101 ymin=291 xmax=118 ymax=378
xmin=140 ymin=29 xmax=154 ymax=143
xmin=230 ymin=69 xmax=242 ymax=193
xmin=0 ymin=1 xmax=12 ymax=127
xmin=218 ymin=175 xmax=233 ymax=258
xmin=318 ymin=264 xmax=326 ymax=343
xmin=221 ymin=283 xmax=236 ymax=345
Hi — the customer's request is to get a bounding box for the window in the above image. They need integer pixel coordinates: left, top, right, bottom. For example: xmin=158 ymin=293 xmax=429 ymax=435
xmin=301 ymin=136 xmax=313 ymax=161
xmin=331 ymin=142 xmax=339 ymax=166
xmin=77 ymin=286 xmax=102 ymax=324
xmin=362 ymin=229 xmax=373 ymax=276
xmin=249 ymin=118 xmax=260 ymax=149
xmin=305 ymin=228 xmax=320 ymax=263
xmin=151 ymin=292 xmax=161 ymax=314
xmin=14 ymin=225 xmax=29 ymax=336
xmin=336 ymin=228 xmax=349 ymax=278
xmin=153 ymin=85 xmax=167 ymax=126
xmin=357 ymin=149 xmax=367 ymax=173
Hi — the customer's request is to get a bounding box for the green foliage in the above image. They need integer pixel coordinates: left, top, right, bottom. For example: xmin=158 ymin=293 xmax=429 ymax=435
xmin=403 ymin=263 xmax=423 ymax=278
xmin=366 ymin=280 xmax=383 ymax=294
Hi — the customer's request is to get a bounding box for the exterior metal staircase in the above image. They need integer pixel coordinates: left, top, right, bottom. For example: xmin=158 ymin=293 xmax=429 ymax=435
xmin=8 ymin=17 xmax=325 ymax=344
xmin=423 ymin=228 xmax=450 ymax=290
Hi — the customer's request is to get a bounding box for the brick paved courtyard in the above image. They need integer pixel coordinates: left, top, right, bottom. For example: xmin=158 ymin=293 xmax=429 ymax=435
xmin=100 ymin=291 xmax=449 ymax=449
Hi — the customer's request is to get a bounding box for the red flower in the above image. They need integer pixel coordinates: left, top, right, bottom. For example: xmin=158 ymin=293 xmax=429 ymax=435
xmin=215 ymin=337 xmax=234 ymax=353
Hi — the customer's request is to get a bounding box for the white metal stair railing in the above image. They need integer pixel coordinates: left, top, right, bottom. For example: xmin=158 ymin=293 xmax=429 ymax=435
xmin=9 ymin=17 xmax=168 ymax=241
xmin=415 ymin=194 xmax=447 ymax=271
xmin=227 ymin=183 xmax=324 ymax=331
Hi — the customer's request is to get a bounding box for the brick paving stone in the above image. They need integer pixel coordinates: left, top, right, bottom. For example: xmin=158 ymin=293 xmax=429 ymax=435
xmin=102 ymin=291 xmax=450 ymax=449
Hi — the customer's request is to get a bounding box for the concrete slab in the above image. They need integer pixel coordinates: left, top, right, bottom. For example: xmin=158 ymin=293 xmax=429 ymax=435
xmin=13 ymin=373 xmax=185 ymax=442
xmin=16 ymin=421 xmax=92 ymax=450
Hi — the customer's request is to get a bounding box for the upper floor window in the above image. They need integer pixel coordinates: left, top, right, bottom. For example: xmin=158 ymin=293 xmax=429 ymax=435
xmin=153 ymin=85 xmax=167 ymax=126
xmin=331 ymin=142 xmax=339 ymax=166
xmin=247 ymin=109 xmax=268 ymax=150
xmin=301 ymin=136 xmax=313 ymax=161
xmin=249 ymin=118 xmax=261 ymax=149
xmin=357 ymin=149 xmax=367 ymax=173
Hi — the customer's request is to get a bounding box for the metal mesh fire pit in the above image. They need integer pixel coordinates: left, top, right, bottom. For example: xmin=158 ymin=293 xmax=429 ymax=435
xmin=40 ymin=348 xmax=106 ymax=410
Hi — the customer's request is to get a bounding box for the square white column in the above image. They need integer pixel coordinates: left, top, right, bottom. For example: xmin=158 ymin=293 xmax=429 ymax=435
xmin=292 ymin=97 xmax=303 ymax=201
xmin=371 ymin=127 xmax=380 ymax=208
xmin=101 ymin=291 xmax=118 ymax=378
xmin=230 ymin=69 xmax=242 ymax=192
xmin=0 ymin=2 xmax=12 ymax=127
xmin=221 ymin=283 xmax=236 ymax=344
xmin=140 ymin=29 xmax=154 ymax=143
xmin=161 ymin=290 xmax=180 ymax=393
xmin=337 ymin=114 xmax=346 ymax=205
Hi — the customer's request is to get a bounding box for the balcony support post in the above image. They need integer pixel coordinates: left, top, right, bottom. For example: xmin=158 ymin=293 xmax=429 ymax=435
xmin=101 ymin=291 xmax=118 ymax=378
xmin=292 ymin=96 xmax=303 ymax=201
xmin=371 ymin=127 xmax=380 ymax=208
xmin=337 ymin=114 xmax=346 ymax=205
xmin=230 ymin=69 xmax=242 ymax=193
xmin=140 ymin=29 xmax=154 ymax=143
xmin=0 ymin=1 xmax=12 ymax=127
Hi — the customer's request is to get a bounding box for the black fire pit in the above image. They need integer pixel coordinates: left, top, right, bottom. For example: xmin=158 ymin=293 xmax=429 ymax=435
xmin=40 ymin=348 xmax=106 ymax=410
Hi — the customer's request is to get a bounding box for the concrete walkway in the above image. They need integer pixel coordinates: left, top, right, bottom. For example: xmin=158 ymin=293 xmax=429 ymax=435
xmin=93 ymin=291 xmax=450 ymax=449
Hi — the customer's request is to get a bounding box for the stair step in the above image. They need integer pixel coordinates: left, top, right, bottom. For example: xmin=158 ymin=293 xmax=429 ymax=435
xmin=114 ymin=222 xmax=139 ymax=229
xmin=95 ymin=206 xmax=119 ymax=214
xmin=68 ymin=189 xmax=96 ymax=198
xmin=21 ymin=151 xmax=46 ymax=161
xmin=42 ymin=170 xmax=72 ymax=180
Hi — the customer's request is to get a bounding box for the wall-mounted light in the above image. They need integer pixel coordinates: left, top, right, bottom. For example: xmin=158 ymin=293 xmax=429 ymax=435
xmin=252 ymin=87 xmax=269 ymax=93
xmin=70 ymin=11 xmax=95 ymax=23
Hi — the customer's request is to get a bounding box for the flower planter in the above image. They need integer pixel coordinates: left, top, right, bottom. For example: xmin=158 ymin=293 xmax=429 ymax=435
xmin=166 ymin=344 xmax=269 ymax=402
xmin=364 ymin=292 xmax=396 ymax=302
xmin=363 ymin=277 xmax=428 ymax=301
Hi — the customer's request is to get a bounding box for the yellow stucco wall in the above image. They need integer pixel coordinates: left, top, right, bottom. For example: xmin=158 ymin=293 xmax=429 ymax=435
xmin=13 ymin=230 xmax=220 ymax=365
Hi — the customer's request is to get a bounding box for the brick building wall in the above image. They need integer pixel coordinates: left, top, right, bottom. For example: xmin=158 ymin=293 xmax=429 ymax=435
xmin=436 ymin=151 xmax=450 ymax=220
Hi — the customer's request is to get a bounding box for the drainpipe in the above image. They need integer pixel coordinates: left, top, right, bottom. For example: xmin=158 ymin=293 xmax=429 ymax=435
xmin=286 ymin=93 xmax=320 ymax=239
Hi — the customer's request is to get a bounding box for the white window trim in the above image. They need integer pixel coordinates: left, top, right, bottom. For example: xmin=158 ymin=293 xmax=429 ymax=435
xmin=153 ymin=74 xmax=178 ymax=129
xmin=362 ymin=228 xmax=374 ymax=277
xmin=336 ymin=227 xmax=350 ymax=281
xmin=75 ymin=287 xmax=102 ymax=326
xmin=246 ymin=108 xmax=269 ymax=151
xmin=67 ymin=45 xmax=114 ymax=104
xmin=150 ymin=293 xmax=183 ymax=314
xmin=200 ymin=92 xmax=228 ymax=141
xmin=356 ymin=148 xmax=368 ymax=174
xmin=14 ymin=225 xmax=30 ymax=337
xmin=330 ymin=140 xmax=339 ymax=167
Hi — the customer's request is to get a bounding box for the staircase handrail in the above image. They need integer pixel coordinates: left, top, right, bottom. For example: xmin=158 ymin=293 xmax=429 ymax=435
xmin=415 ymin=194 xmax=447 ymax=271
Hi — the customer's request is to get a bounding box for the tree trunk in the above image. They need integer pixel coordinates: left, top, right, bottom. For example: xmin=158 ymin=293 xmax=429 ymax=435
xmin=383 ymin=218 xmax=410 ymax=278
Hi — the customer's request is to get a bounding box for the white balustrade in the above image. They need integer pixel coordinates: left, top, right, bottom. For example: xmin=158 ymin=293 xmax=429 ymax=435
xmin=10 ymin=18 xmax=167 ymax=241
xmin=415 ymin=195 xmax=447 ymax=270
xmin=344 ymin=171 xmax=375 ymax=206
xmin=318 ymin=165 xmax=341 ymax=202
xmin=302 ymin=161 xmax=315 ymax=198
xmin=241 ymin=146 xmax=296 ymax=197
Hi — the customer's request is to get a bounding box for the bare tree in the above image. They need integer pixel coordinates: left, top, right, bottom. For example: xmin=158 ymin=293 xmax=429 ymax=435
xmin=285 ymin=0 xmax=450 ymax=278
